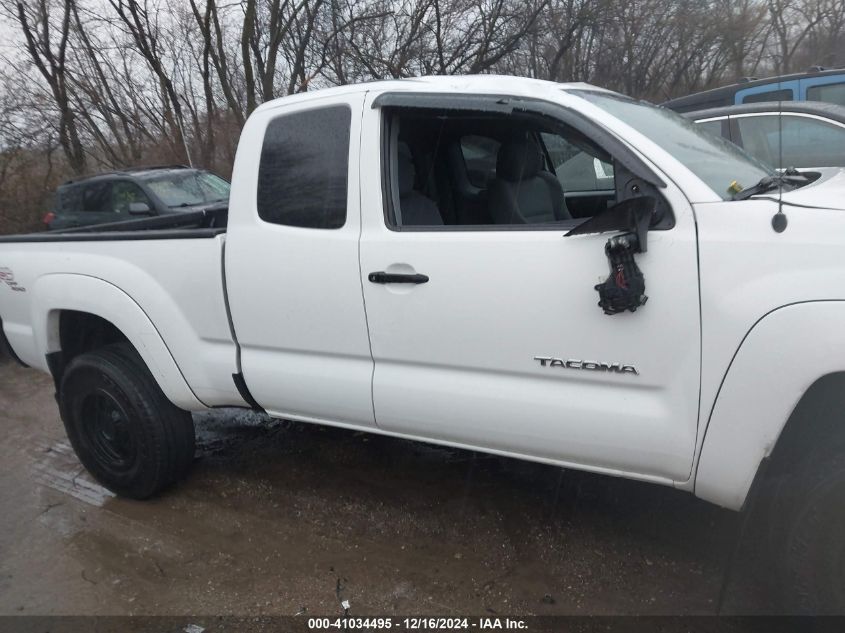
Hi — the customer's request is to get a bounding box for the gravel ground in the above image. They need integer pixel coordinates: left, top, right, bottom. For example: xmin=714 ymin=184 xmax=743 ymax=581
xmin=0 ymin=359 xmax=776 ymax=617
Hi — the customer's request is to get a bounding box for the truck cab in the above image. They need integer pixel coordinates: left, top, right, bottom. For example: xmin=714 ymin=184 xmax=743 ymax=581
xmin=3 ymin=76 xmax=845 ymax=612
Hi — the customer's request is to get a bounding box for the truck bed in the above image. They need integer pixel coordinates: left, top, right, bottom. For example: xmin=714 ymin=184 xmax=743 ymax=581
xmin=0 ymin=206 xmax=242 ymax=408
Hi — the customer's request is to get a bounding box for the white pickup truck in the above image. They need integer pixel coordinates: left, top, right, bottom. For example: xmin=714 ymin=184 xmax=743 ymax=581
xmin=2 ymin=76 xmax=844 ymax=611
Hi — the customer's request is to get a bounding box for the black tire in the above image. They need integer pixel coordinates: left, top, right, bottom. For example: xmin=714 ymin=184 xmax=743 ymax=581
xmin=59 ymin=342 xmax=195 ymax=499
xmin=778 ymin=453 xmax=845 ymax=614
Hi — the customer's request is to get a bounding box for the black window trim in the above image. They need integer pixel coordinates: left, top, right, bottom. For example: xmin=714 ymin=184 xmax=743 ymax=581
xmin=375 ymin=93 xmax=672 ymax=233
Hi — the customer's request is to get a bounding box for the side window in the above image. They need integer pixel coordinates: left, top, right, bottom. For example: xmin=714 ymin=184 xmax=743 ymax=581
xmin=806 ymin=82 xmax=845 ymax=106
xmin=736 ymin=115 xmax=845 ymax=168
xmin=740 ymin=88 xmax=793 ymax=104
xmin=387 ymin=109 xmax=620 ymax=229
xmin=459 ymin=136 xmax=500 ymax=188
xmin=258 ymin=105 xmax=351 ymax=229
xmin=112 ymin=181 xmax=152 ymax=214
xmin=693 ymin=119 xmax=724 ymax=138
xmin=57 ymin=185 xmax=83 ymax=213
xmin=541 ymin=132 xmax=614 ymax=193
xmin=81 ymin=182 xmax=113 ymax=213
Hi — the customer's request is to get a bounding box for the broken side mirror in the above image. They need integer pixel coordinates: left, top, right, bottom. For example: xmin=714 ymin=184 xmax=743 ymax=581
xmin=564 ymin=196 xmax=656 ymax=253
xmin=565 ymin=196 xmax=657 ymax=315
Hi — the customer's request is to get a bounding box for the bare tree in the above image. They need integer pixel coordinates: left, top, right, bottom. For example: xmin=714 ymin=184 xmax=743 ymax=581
xmin=6 ymin=0 xmax=87 ymax=173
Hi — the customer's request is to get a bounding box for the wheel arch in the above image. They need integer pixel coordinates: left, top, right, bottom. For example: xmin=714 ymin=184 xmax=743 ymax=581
xmin=32 ymin=274 xmax=205 ymax=411
xmin=696 ymin=300 xmax=845 ymax=509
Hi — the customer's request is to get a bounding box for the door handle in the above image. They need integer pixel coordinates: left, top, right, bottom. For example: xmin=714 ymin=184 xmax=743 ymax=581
xmin=368 ymin=271 xmax=429 ymax=284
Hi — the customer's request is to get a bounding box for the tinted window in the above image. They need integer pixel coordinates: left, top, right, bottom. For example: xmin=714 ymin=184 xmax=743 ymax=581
xmin=741 ymin=88 xmax=793 ymax=104
xmin=57 ymin=185 xmax=83 ymax=213
xmin=258 ymin=106 xmax=351 ymax=229
xmin=736 ymin=115 xmax=845 ymax=168
xmin=81 ymin=182 xmax=113 ymax=213
xmin=807 ymin=82 xmax=845 ymax=106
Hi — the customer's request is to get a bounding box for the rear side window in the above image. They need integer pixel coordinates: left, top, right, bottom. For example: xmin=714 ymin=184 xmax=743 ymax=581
xmin=257 ymin=106 xmax=351 ymax=229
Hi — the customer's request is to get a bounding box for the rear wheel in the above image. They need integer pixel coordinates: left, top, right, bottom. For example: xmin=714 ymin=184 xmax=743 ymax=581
xmin=59 ymin=343 xmax=195 ymax=499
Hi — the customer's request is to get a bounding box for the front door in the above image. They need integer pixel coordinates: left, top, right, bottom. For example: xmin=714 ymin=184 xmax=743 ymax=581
xmin=358 ymin=95 xmax=702 ymax=482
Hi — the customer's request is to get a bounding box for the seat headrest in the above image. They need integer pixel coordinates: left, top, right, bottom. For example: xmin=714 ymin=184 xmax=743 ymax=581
xmin=398 ymin=145 xmax=415 ymax=196
xmin=496 ymin=139 xmax=543 ymax=182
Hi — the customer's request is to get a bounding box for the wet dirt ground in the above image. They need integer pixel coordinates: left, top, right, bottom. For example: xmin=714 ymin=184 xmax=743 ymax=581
xmin=0 ymin=359 xmax=775 ymax=617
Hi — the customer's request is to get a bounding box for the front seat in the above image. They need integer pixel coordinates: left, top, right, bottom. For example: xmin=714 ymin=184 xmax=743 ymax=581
xmin=488 ymin=139 xmax=570 ymax=225
xmin=397 ymin=149 xmax=443 ymax=226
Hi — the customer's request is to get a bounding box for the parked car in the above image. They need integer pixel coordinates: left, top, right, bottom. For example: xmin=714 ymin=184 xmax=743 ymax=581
xmin=3 ymin=76 xmax=845 ymax=611
xmin=685 ymin=101 xmax=845 ymax=170
xmin=43 ymin=165 xmax=230 ymax=230
xmin=663 ymin=67 xmax=845 ymax=113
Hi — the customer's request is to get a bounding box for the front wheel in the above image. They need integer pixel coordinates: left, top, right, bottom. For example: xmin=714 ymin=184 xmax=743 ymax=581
xmin=778 ymin=454 xmax=845 ymax=613
xmin=59 ymin=343 xmax=195 ymax=499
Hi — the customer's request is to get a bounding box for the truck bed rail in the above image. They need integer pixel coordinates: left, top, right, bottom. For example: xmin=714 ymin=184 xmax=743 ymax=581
xmin=0 ymin=207 xmax=227 ymax=243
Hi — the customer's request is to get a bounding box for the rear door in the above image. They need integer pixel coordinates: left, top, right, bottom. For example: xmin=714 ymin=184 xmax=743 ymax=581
xmin=358 ymin=95 xmax=702 ymax=482
xmin=225 ymin=92 xmax=376 ymax=427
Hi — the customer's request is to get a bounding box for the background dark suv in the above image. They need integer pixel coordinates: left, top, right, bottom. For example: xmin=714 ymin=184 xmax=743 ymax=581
xmin=44 ymin=165 xmax=230 ymax=230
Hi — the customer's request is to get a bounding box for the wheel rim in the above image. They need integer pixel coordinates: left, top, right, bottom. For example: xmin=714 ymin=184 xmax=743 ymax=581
xmin=80 ymin=390 xmax=136 ymax=474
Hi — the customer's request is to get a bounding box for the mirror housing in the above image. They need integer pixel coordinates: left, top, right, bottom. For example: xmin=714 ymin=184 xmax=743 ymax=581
xmin=564 ymin=196 xmax=656 ymax=253
xmin=128 ymin=201 xmax=152 ymax=215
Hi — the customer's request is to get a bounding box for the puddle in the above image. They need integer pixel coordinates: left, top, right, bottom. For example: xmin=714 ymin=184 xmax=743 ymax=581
xmin=32 ymin=440 xmax=115 ymax=508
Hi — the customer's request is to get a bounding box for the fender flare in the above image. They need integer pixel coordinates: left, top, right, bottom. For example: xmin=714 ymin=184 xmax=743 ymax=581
xmin=695 ymin=300 xmax=845 ymax=509
xmin=30 ymin=273 xmax=205 ymax=411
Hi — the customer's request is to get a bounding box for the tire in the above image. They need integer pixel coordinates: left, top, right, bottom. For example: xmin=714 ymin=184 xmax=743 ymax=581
xmin=58 ymin=342 xmax=195 ymax=499
xmin=777 ymin=453 xmax=845 ymax=614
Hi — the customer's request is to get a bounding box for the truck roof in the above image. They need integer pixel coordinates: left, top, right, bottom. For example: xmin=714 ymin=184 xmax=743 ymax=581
xmin=61 ymin=165 xmax=193 ymax=186
xmin=254 ymin=75 xmax=610 ymax=114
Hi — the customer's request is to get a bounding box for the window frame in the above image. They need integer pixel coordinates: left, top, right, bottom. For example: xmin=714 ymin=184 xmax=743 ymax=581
xmin=257 ymin=104 xmax=352 ymax=230
xmin=377 ymin=98 xmax=673 ymax=233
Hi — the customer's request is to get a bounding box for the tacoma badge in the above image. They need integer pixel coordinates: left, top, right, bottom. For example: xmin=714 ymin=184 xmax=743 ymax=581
xmin=534 ymin=356 xmax=638 ymax=375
